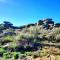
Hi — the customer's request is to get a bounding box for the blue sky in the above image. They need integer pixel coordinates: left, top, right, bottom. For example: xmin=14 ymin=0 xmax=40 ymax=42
xmin=0 ymin=0 xmax=60 ymax=26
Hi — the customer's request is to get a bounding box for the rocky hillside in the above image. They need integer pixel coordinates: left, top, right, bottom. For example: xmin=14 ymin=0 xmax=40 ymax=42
xmin=0 ymin=18 xmax=60 ymax=60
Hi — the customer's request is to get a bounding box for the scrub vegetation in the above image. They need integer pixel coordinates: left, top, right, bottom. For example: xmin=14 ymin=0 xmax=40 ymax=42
xmin=0 ymin=18 xmax=60 ymax=60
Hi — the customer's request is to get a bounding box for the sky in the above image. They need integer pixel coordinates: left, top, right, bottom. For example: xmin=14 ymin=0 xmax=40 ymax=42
xmin=0 ymin=0 xmax=60 ymax=26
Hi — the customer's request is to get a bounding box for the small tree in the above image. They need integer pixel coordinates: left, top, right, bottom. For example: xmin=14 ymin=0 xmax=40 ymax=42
xmin=38 ymin=20 xmax=43 ymax=25
xmin=3 ymin=21 xmax=13 ymax=29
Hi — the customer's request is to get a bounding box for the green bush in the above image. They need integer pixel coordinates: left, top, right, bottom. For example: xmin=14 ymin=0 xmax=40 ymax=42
xmin=0 ymin=48 xmax=6 ymax=57
xmin=39 ymin=49 xmax=48 ymax=57
xmin=3 ymin=52 xmax=12 ymax=59
xmin=0 ymin=48 xmax=5 ymax=53
xmin=25 ymin=52 xmax=32 ymax=56
xmin=3 ymin=52 xmax=19 ymax=59
xmin=20 ymin=51 xmax=25 ymax=54
xmin=19 ymin=54 xmax=26 ymax=59
xmin=12 ymin=52 xmax=26 ymax=59
xmin=12 ymin=52 xmax=19 ymax=59
xmin=4 ymin=35 xmax=14 ymax=42
xmin=16 ymin=33 xmax=25 ymax=41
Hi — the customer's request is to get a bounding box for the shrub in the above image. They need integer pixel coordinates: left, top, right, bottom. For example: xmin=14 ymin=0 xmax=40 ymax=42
xmin=55 ymin=34 xmax=60 ymax=42
xmin=0 ymin=48 xmax=5 ymax=53
xmin=25 ymin=52 xmax=32 ymax=56
xmin=8 ymin=42 xmax=17 ymax=49
xmin=4 ymin=35 xmax=14 ymax=42
xmin=46 ymin=28 xmax=60 ymax=42
xmin=19 ymin=54 xmax=26 ymax=59
xmin=3 ymin=52 xmax=12 ymax=59
xmin=33 ymin=52 xmax=39 ymax=58
xmin=38 ymin=20 xmax=43 ymax=25
xmin=33 ymin=54 xmax=39 ymax=58
xmin=12 ymin=52 xmax=19 ymax=59
xmin=0 ymin=48 xmax=6 ymax=57
xmin=15 ymin=32 xmax=25 ymax=41
xmin=39 ymin=49 xmax=48 ymax=57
